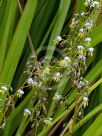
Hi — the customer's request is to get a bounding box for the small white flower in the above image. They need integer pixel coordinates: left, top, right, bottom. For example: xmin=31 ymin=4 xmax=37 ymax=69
xmin=1 ymin=86 xmax=7 ymax=91
xmin=79 ymin=29 xmax=84 ymax=33
xmin=84 ymin=38 xmax=91 ymax=42
xmin=84 ymin=20 xmax=93 ymax=27
xmin=86 ymin=0 xmax=91 ymax=3
xmin=83 ymin=97 xmax=89 ymax=108
xmin=88 ymin=47 xmax=94 ymax=52
xmin=72 ymin=18 xmax=78 ymax=24
xmin=78 ymin=111 xmax=82 ymax=116
xmin=49 ymin=117 xmax=52 ymax=121
xmin=77 ymin=45 xmax=84 ymax=50
xmin=42 ymin=97 xmax=47 ymax=101
xmin=44 ymin=117 xmax=52 ymax=124
xmin=56 ymin=36 xmax=62 ymax=41
xmin=90 ymin=1 xmax=99 ymax=8
xmin=27 ymin=78 xmax=34 ymax=85
xmin=80 ymin=12 xmax=85 ymax=16
xmin=53 ymin=72 xmax=62 ymax=82
xmin=78 ymin=54 xmax=86 ymax=60
xmin=83 ymin=97 xmax=89 ymax=102
xmin=24 ymin=109 xmax=31 ymax=116
xmin=54 ymin=93 xmax=62 ymax=101
xmin=17 ymin=89 xmax=24 ymax=95
xmin=54 ymin=72 xmax=61 ymax=78
xmin=78 ymin=80 xmax=85 ymax=89
xmin=84 ymin=23 xmax=90 ymax=27
xmin=1 ymin=123 xmax=5 ymax=129
xmin=64 ymin=56 xmax=71 ymax=62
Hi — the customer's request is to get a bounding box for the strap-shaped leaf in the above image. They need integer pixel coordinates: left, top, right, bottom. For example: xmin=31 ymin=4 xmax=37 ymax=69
xmin=0 ymin=0 xmax=38 ymax=85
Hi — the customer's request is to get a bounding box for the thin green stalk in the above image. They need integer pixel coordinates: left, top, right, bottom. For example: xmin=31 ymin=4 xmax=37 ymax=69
xmin=3 ymin=90 xmax=34 ymax=136
xmin=38 ymin=102 xmax=75 ymax=136
xmin=48 ymin=69 xmax=69 ymax=116
xmin=64 ymin=104 xmax=102 ymax=136
xmin=62 ymin=78 xmax=102 ymax=136
xmin=15 ymin=96 xmax=36 ymax=136
xmin=73 ymin=104 xmax=102 ymax=133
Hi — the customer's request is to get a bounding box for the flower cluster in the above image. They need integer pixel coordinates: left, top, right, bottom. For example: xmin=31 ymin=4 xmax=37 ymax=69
xmin=84 ymin=0 xmax=99 ymax=8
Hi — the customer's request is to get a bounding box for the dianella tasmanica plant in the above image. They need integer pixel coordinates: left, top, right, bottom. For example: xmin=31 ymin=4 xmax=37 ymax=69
xmin=0 ymin=0 xmax=102 ymax=136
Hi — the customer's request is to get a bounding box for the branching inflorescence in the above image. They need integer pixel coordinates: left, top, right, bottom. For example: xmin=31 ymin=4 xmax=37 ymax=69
xmin=0 ymin=0 xmax=100 ymax=135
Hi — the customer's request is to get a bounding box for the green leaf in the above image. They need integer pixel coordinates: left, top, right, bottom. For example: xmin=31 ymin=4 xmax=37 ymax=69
xmin=83 ymin=113 xmax=102 ymax=136
xmin=45 ymin=0 xmax=71 ymax=65
xmin=89 ymin=24 xmax=102 ymax=47
xmin=0 ymin=0 xmax=38 ymax=84
xmin=0 ymin=0 xmax=17 ymax=71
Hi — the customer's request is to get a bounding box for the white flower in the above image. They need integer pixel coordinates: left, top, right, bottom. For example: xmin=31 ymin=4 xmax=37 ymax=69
xmin=79 ymin=29 xmax=84 ymax=33
xmin=88 ymin=47 xmax=94 ymax=52
xmin=77 ymin=80 xmax=85 ymax=89
xmin=72 ymin=18 xmax=78 ymax=24
xmin=54 ymin=36 xmax=62 ymax=45
xmin=42 ymin=97 xmax=47 ymax=101
xmin=84 ymin=23 xmax=92 ymax=27
xmin=64 ymin=56 xmax=71 ymax=62
xmin=80 ymin=12 xmax=85 ymax=16
xmin=54 ymin=72 xmax=61 ymax=78
xmin=78 ymin=54 xmax=86 ymax=60
xmin=17 ymin=89 xmax=24 ymax=98
xmin=44 ymin=117 xmax=52 ymax=124
xmin=84 ymin=20 xmax=93 ymax=28
xmin=49 ymin=117 xmax=52 ymax=121
xmin=1 ymin=123 xmax=5 ymax=129
xmin=17 ymin=89 xmax=24 ymax=95
xmin=53 ymin=72 xmax=62 ymax=82
xmin=56 ymin=36 xmax=62 ymax=41
xmin=54 ymin=93 xmax=62 ymax=101
xmin=27 ymin=78 xmax=34 ymax=85
xmin=84 ymin=38 xmax=91 ymax=42
xmin=90 ymin=1 xmax=99 ymax=8
xmin=83 ymin=97 xmax=89 ymax=108
xmin=24 ymin=109 xmax=31 ymax=116
xmin=77 ymin=45 xmax=84 ymax=50
xmin=86 ymin=0 xmax=91 ymax=3
xmin=1 ymin=86 xmax=7 ymax=91
xmin=78 ymin=111 xmax=82 ymax=116
xmin=83 ymin=97 xmax=89 ymax=102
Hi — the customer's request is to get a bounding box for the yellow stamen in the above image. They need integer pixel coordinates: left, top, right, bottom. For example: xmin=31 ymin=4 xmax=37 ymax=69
xmin=78 ymin=32 xmax=84 ymax=38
